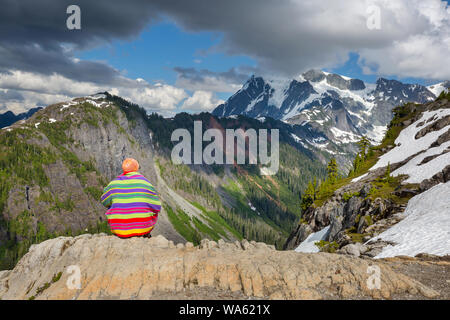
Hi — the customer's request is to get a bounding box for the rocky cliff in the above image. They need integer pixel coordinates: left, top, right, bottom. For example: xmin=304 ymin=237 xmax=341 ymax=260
xmin=0 ymin=234 xmax=441 ymax=300
xmin=285 ymin=94 xmax=450 ymax=258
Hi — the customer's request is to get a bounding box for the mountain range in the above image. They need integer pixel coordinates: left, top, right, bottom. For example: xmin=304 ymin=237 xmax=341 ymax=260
xmin=213 ymin=70 xmax=449 ymax=166
xmin=0 ymin=107 xmax=42 ymax=129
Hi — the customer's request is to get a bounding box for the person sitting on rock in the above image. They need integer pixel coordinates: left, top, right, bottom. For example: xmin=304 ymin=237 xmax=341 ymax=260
xmin=101 ymin=158 xmax=161 ymax=238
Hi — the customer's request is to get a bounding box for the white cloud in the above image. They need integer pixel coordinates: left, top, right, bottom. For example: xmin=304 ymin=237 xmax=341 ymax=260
xmin=358 ymin=0 xmax=450 ymax=79
xmin=0 ymin=70 xmax=188 ymax=114
xmin=181 ymin=90 xmax=224 ymax=111
xmin=116 ymin=80 xmax=188 ymax=111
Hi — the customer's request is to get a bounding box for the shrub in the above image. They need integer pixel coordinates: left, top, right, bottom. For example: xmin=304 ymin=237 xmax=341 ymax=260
xmin=315 ymin=240 xmax=339 ymax=253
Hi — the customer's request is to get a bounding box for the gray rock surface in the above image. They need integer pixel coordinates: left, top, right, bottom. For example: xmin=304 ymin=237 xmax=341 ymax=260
xmin=0 ymin=235 xmax=439 ymax=300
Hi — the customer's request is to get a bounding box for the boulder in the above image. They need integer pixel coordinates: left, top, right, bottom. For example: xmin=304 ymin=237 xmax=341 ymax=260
xmin=150 ymin=235 xmax=169 ymax=248
xmin=241 ymin=239 xmax=253 ymax=250
xmin=185 ymin=242 xmax=194 ymax=249
xmin=207 ymin=241 xmax=218 ymax=249
xmin=217 ymin=239 xmax=226 ymax=248
xmin=340 ymin=243 xmax=368 ymax=257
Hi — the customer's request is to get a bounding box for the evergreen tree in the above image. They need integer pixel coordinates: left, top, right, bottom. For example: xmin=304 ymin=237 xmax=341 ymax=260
xmin=352 ymin=153 xmax=362 ymax=174
xmin=300 ymin=180 xmax=316 ymax=211
xmin=385 ymin=162 xmax=391 ymax=178
xmin=383 ymin=161 xmax=394 ymax=183
xmin=326 ymin=157 xmax=338 ymax=183
xmin=357 ymin=136 xmax=371 ymax=161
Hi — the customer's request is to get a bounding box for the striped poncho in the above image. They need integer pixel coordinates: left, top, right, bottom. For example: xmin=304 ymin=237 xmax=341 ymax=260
xmin=101 ymin=171 xmax=161 ymax=238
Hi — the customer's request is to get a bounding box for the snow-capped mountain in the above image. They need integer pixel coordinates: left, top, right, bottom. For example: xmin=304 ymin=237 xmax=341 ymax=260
xmin=427 ymin=81 xmax=450 ymax=97
xmin=212 ymin=70 xmax=441 ymax=148
xmin=286 ymin=93 xmax=450 ymax=259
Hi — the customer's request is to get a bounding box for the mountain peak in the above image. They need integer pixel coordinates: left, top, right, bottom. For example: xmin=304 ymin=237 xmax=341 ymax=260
xmin=302 ymin=69 xmax=326 ymax=82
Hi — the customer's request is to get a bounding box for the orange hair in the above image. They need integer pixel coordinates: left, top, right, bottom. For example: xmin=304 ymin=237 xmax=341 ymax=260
xmin=122 ymin=158 xmax=139 ymax=174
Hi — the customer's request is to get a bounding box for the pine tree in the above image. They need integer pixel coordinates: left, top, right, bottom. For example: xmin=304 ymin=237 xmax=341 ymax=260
xmin=326 ymin=157 xmax=338 ymax=183
xmin=357 ymin=136 xmax=371 ymax=161
xmin=384 ymin=161 xmax=393 ymax=182
xmin=352 ymin=153 xmax=362 ymax=174
xmin=385 ymin=162 xmax=391 ymax=178
xmin=301 ymin=180 xmax=316 ymax=211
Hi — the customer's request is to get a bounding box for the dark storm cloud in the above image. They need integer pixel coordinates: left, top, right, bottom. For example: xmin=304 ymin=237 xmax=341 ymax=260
xmin=0 ymin=43 xmax=127 ymax=85
xmin=0 ymin=0 xmax=447 ymax=84
xmin=0 ymin=0 xmax=161 ymax=84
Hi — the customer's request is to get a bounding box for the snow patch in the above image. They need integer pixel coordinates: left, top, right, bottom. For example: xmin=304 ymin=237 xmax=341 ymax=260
xmin=267 ymin=78 xmax=291 ymax=108
xmin=247 ymin=202 xmax=261 ymax=215
xmin=351 ymin=173 xmax=368 ymax=183
xmin=366 ymin=125 xmax=387 ymax=144
xmin=291 ymin=133 xmax=310 ymax=149
xmin=330 ymin=127 xmax=360 ymax=144
xmin=427 ymin=82 xmax=447 ymax=96
xmin=59 ymin=100 xmax=78 ymax=111
xmin=392 ymin=140 xmax=450 ymax=184
xmin=370 ymin=182 xmax=450 ymax=258
xmin=371 ymin=108 xmax=450 ymax=174
xmin=245 ymin=94 xmax=264 ymax=112
xmin=283 ymin=93 xmax=321 ymax=120
xmin=85 ymin=99 xmax=111 ymax=108
xmin=295 ymin=226 xmax=330 ymax=253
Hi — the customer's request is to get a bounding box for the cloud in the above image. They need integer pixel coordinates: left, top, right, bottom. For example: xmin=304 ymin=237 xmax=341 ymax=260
xmin=154 ymin=0 xmax=449 ymax=80
xmin=2 ymin=0 xmax=449 ymax=83
xmin=0 ymin=89 xmax=24 ymax=102
xmin=181 ymin=90 xmax=224 ymax=111
xmin=0 ymin=71 xmax=187 ymax=114
xmin=0 ymin=0 xmax=164 ymax=86
xmin=0 ymin=0 xmax=448 ymax=115
xmin=174 ymin=67 xmax=250 ymax=93
xmin=115 ymin=81 xmax=188 ymax=112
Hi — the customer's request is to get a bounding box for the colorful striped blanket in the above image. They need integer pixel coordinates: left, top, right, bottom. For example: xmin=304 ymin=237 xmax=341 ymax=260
xmin=101 ymin=171 xmax=161 ymax=238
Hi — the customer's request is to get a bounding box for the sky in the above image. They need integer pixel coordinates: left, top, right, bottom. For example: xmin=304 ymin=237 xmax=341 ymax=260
xmin=0 ymin=0 xmax=449 ymax=115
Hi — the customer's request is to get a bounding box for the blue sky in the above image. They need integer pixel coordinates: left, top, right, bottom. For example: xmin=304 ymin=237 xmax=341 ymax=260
xmin=78 ymin=22 xmax=256 ymax=100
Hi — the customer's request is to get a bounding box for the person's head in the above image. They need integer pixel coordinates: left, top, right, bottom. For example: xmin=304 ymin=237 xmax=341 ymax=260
xmin=122 ymin=158 xmax=139 ymax=174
